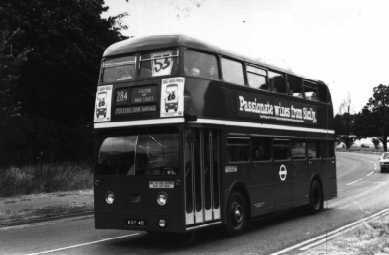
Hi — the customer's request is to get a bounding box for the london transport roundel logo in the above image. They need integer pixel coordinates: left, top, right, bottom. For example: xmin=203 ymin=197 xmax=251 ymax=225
xmin=279 ymin=164 xmax=287 ymax=182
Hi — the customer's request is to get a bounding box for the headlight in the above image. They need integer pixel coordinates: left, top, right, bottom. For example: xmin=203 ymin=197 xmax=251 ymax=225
xmin=105 ymin=191 xmax=115 ymax=205
xmin=156 ymin=193 xmax=168 ymax=206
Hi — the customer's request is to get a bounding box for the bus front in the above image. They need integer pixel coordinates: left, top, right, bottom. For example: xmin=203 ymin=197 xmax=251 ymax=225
xmin=93 ymin=46 xmax=186 ymax=233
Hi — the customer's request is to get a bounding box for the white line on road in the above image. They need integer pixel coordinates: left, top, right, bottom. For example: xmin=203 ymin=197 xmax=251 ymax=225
xmin=269 ymin=208 xmax=389 ymax=255
xmin=346 ymin=178 xmax=363 ymax=186
xmin=366 ymin=171 xmax=374 ymax=177
xmin=24 ymin=233 xmax=141 ymax=255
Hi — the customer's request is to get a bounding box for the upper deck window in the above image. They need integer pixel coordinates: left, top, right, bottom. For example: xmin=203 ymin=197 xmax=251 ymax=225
xmin=246 ymin=65 xmax=268 ymax=90
xmin=268 ymin=71 xmax=287 ymax=93
xmin=140 ymin=50 xmax=179 ymax=78
xmin=303 ymin=81 xmax=320 ymax=101
xmin=184 ymin=50 xmax=219 ymax=79
xmin=221 ymin=58 xmax=244 ymax=85
xmin=288 ymin=75 xmax=303 ymax=98
xmin=102 ymin=56 xmax=136 ymax=83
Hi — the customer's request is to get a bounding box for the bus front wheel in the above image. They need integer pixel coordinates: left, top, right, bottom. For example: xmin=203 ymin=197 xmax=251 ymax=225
xmin=308 ymin=179 xmax=323 ymax=213
xmin=224 ymin=191 xmax=247 ymax=236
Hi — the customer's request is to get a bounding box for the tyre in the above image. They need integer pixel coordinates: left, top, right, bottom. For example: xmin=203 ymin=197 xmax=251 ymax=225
xmin=308 ymin=179 xmax=324 ymax=213
xmin=224 ymin=191 xmax=248 ymax=236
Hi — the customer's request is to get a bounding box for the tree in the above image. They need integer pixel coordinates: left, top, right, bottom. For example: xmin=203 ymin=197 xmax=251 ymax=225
xmin=336 ymin=93 xmax=353 ymax=149
xmin=0 ymin=0 xmax=127 ymax=166
xmin=354 ymin=84 xmax=389 ymax=151
xmin=334 ymin=113 xmax=355 ymax=149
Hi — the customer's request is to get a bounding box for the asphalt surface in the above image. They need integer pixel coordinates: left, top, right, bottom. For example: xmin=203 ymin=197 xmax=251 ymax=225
xmin=1 ymin=152 xmax=389 ymax=255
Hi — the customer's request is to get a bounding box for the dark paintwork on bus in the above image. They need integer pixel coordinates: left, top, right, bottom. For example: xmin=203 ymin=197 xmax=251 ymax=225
xmin=94 ymin=34 xmax=337 ymax=233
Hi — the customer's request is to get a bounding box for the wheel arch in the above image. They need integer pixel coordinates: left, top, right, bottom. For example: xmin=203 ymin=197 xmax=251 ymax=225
xmin=224 ymin=181 xmax=252 ymax=220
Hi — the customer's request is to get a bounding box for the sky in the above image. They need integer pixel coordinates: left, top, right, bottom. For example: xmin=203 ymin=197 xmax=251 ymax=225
xmin=103 ymin=0 xmax=389 ymax=114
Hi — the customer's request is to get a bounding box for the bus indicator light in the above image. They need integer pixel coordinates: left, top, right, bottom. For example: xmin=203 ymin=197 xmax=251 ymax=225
xmin=158 ymin=219 xmax=167 ymax=228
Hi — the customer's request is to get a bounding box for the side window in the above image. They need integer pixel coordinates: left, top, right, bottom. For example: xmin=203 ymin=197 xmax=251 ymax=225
xmin=184 ymin=50 xmax=219 ymax=79
xmin=318 ymin=83 xmax=330 ymax=102
xmin=246 ymin=65 xmax=268 ymax=90
xmin=227 ymin=137 xmax=250 ymax=162
xmin=251 ymin=137 xmax=271 ymax=161
xmin=307 ymin=141 xmax=320 ymax=158
xmin=288 ymin=75 xmax=303 ymax=98
xmin=221 ymin=58 xmax=244 ymax=85
xmin=268 ymin=71 xmax=287 ymax=93
xmin=291 ymin=141 xmax=306 ymax=159
xmin=303 ymin=81 xmax=320 ymax=101
xmin=273 ymin=139 xmax=291 ymax=160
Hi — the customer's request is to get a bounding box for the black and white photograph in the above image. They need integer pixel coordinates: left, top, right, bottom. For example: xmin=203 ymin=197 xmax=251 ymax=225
xmin=1 ymin=0 xmax=389 ymax=254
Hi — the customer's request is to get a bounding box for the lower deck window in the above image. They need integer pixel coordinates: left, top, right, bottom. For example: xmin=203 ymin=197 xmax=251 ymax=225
xmin=273 ymin=140 xmax=291 ymax=160
xmin=227 ymin=137 xmax=249 ymax=162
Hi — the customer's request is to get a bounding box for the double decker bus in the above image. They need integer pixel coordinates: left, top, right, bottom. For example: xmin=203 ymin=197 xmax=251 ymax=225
xmin=93 ymin=35 xmax=337 ymax=235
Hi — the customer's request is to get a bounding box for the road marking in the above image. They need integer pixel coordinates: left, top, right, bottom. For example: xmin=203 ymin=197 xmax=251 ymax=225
xmin=346 ymin=178 xmax=363 ymax=186
xmin=366 ymin=171 xmax=374 ymax=177
xmin=24 ymin=233 xmax=141 ymax=255
xmin=269 ymin=208 xmax=389 ymax=255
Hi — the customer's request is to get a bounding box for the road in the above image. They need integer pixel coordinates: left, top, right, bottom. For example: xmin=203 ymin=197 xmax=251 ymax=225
xmin=1 ymin=152 xmax=389 ymax=255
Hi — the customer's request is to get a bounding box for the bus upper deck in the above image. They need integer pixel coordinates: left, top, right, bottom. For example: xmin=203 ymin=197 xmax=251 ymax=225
xmin=95 ymin=34 xmax=334 ymax=139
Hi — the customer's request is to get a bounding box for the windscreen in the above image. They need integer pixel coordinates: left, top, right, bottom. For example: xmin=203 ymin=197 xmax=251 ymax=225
xmin=102 ymin=56 xmax=136 ymax=83
xmin=96 ymin=134 xmax=179 ymax=176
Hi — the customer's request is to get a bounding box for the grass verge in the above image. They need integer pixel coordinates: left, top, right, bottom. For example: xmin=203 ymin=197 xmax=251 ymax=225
xmin=0 ymin=162 xmax=93 ymax=197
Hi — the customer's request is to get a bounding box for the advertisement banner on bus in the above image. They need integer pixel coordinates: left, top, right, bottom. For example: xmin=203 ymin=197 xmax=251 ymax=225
xmin=237 ymin=94 xmax=317 ymax=124
xmin=94 ymin=85 xmax=113 ymax=122
xmin=160 ymin=77 xmax=184 ymax=118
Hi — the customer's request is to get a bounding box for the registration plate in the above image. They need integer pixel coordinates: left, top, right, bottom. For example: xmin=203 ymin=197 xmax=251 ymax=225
xmin=149 ymin=181 xmax=175 ymax=189
xmin=127 ymin=219 xmax=145 ymax=226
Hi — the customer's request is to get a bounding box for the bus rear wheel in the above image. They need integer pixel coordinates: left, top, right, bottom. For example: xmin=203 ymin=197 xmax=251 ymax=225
xmin=308 ymin=179 xmax=323 ymax=213
xmin=224 ymin=191 xmax=247 ymax=236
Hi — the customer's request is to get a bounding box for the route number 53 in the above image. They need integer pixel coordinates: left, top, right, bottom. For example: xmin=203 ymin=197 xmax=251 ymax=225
xmin=151 ymin=51 xmax=174 ymax=77
xmin=153 ymin=58 xmax=171 ymax=72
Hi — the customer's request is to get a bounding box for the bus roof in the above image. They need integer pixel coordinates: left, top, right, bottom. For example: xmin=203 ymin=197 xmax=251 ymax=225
xmin=103 ymin=34 xmax=322 ymax=84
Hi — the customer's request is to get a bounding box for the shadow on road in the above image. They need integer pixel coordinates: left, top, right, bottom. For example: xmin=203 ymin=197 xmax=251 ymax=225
xmin=101 ymin=206 xmax=333 ymax=254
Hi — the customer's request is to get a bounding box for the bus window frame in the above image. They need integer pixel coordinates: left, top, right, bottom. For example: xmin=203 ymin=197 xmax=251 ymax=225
xmin=272 ymin=138 xmax=292 ymax=162
xmin=287 ymin=74 xmax=304 ymax=99
xmin=226 ymin=136 xmax=251 ymax=163
xmin=307 ymin=140 xmax=322 ymax=160
xmin=99 ymin=47 xmax=181 ymax=85
xmin=139 ymin=48 xmax=180 ymax=79
xmin=220 ymin=56 xmax=246 ymax=86
xmin=245 ymin=64 xmax=269 ymax=91
xmin=250 ymin=136 xmax=272 ymax=163
xmin=268 ymin=70 xmax=288 ymax=95
xmin=101 ymin=54 xmax=138 ymax=84
xmin=182 ymin=47 xmax=221 ymax=81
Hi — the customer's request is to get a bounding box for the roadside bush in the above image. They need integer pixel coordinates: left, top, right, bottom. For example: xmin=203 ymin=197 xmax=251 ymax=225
xmin=0 ymin=162 xmax=93 ymax=197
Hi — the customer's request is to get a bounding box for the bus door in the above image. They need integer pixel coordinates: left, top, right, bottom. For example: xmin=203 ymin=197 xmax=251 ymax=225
xmin=272 ymin=139 xmax=293 ymax=208
xmin=184 ymin=128 xmax=221 ymax=226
